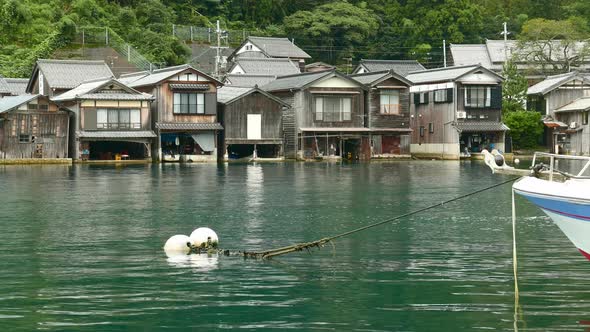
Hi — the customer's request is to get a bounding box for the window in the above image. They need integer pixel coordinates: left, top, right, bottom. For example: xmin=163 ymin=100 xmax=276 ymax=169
xmin=583 ymin=111 xmax=589 ymax=125
xmin=27 ymin=103 xmax=37 ymax=110
xmin=465 ymin=86 xmax=491 ymax=108
xmin=19 ymin=134 xmax=30 ymax=143
xmin=428 ymin=123 xmax=434 ymax=133
xmin=419 ymin=126 xmax=425 ymax=137
xmin=245 ymin=44 xmax=253 ymax=51
xmin=173 ymin=93 xmax=205 ymax=114
xmin=380 ymin=90 xmax=400 ymax=114
xmin=39 ymin=104 xmax=49 ymax=111
xmin=97 ymin=109 xmax=141 ymax=129
xmin=434 ymin=88 xmax=453 ymax=103
xmin=414 ymin=92 xmax=429 ymax=105
xmin=315 ymin=96 xmax=352 ymax=122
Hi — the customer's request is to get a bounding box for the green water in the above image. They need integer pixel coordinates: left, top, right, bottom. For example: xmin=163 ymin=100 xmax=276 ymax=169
xmin=0 ymin=162 xmax=589 ymax=331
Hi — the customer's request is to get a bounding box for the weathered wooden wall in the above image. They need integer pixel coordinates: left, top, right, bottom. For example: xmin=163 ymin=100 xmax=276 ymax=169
xmin=223 ymin=92 xmax=283 ymax=140
xmin=368 ymin=77 xmax=410 ymax=129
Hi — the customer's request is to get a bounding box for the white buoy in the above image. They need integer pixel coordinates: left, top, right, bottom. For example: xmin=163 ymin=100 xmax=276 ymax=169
xmin=189 ymin=227 xmax=219 ymax=248
xmin=163 ymin=234 xmax=191 ymax=255
xmin=514 ymin=158 xmax=520 ymax=165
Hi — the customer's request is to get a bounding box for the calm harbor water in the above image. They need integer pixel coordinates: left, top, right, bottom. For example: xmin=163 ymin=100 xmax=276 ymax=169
xmin=0 ymin=161 xmax=589 ymax=331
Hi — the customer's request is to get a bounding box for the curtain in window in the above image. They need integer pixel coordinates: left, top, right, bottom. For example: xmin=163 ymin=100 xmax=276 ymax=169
xmin=315 ymin=98 xmax=323 ymax=120
xmin=130 ymin=110 xmax=141 ymax=128
xmin=119 ymin=109 xmax=130 ymax=128
xmin=197 ymin=93 xmax=205 ymax=114
xmin=97 ymin=109 xmax=107 ymax=129
xmin=108 ymin=109 xmax=119 ymax=129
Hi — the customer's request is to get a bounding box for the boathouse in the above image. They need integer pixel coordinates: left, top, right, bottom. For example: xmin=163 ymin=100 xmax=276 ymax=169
xmin=217 ymin=86 xmax=290 ymax=160
xmin=120 ymin=65 xmax=223 ymax=162
xmin=406 ymin=65 xmax=507 ymax=159
xmin=350 ymin=70 xmax=413 ymax=157
xmin=0 ymin=94 xmax=70 ymax=159
xmin=527 ymin=72 xmax=590 ymax=155
xmin=262 ymin=70 xmax=370 ymax=160
xmin=51 ymin=78 xmax=155 ymax=161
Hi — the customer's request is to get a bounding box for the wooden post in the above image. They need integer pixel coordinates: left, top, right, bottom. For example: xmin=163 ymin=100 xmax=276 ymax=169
xmin=105 ymin=27 xmax=109 ymax=45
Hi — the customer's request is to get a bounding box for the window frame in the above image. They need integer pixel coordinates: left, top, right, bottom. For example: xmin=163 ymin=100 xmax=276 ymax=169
xmin=19 ymin=134 xmax=31 ymax=143
xmin=173 ymin=92 xmax=205 ymax=115
xmin=379 ymin=89 xmax=401 ymax=115
xmin=464 ymin=86 xmax=492 ymax=108
xmin=583 ymin=111 xmax=589 ymax=125
xmin=419 ymin=126 xmax=425 ymax=137
xmin=96 ymin=108 xmax=142 ymax=130
xmin=314 ymin=96 xmax=353 ymax=122
xmin=428 ymin=123 xmax=434 ymax=133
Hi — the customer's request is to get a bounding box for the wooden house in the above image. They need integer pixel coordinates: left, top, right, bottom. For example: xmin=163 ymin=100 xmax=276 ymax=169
xmin=228 ymin=36 xmax=311 ymax=74
xmin=262 ymin=70 xmax=370 ymax=160
xmin=217 ymin=86 xmax=290 ymax=160
xmin=352 ymin=59 xmax=425 ymax=77
xmin=0 ymin=94 xmax=70 ymax=159
xmin=305 ymin=62 xmax=335 ymax=73
xmin=5 ymin=78 xmax=28 ymax=96
xmin=51 ymin=78 xmax=155 ymax=161
xmin=527 ymin=72 xmax=590 ymax=155
xmin=26 ymin=59 xmax=114 ymax=97
xmin=406 ymin=65 xmax=506 ymax=159
xmin=120 ymin=65 xmax=223 ymax=162
xmin=350 ymin=70 xmax=413 ymax=157
xmin=0 ymin=76 xmax=12 ymax=98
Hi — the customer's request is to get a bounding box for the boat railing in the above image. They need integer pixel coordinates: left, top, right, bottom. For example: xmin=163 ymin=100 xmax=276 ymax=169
xmin=531 ymin=152 xmax=590 ymax=181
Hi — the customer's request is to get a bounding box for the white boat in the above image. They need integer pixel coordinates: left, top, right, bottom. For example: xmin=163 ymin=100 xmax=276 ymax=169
xmin=512 ymin=152 xmax=590 ymax=260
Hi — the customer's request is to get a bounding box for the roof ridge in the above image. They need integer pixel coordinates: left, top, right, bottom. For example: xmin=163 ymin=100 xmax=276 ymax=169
xmin=273 ymin=69 xmax=334 ymax=80
xmin=348 ymin=70 xmax=391 ymax=77
xmin=79 ymin=76 xmax=116 ymax=85
xmin=226 ymin=73 xmax=277 ymax=77
xmin=236 ymin=57 xmax=295 ymax=62
xmin=249 ymin=36 xmax=289 ymax=40
xmin=37 ymin=59 xmax=107 ymax=65
xmin=151 ymin=64 xmax=190 ymax=73
xmin=120 ymin=71 xmax=149 ymax=78
xmin=361 ymin=59 xmax=421 ymax=63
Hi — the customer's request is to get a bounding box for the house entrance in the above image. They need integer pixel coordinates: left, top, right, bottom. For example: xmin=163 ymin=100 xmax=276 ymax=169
xmin=343 ymin=138 xmax=361 ymax=161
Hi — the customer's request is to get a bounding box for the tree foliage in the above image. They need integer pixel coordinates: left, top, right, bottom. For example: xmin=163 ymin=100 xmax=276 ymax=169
xmin=501 ymin=60 xmax=528 ymax=114
xmin=504 ymin=111 xmax=544 ymax=150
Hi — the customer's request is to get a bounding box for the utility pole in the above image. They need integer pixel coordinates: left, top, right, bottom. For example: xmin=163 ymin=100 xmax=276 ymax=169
xmin=211 ymin=20 xmax=229 ymax=79
xmin=501 ymin=22 xmax=510 ymax=62
xmin=443 ymin=39 xmax=447 ymax=68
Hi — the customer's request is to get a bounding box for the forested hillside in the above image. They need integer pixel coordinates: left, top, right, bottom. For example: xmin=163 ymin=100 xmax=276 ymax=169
xmin=1 ymin=0 xmax=589 ymax=77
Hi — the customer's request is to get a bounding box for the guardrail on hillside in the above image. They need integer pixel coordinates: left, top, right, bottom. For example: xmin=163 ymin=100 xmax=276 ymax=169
xmin=73 ymin=26 xmax=158 ymax=72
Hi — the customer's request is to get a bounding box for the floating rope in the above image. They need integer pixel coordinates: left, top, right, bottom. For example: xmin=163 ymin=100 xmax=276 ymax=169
xmin=243 ymin=176 xmax=520 ymax=259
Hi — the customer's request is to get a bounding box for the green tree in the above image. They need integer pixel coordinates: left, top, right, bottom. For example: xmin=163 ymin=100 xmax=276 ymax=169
xmin=283 ymin=2 xmax=379 ymax=63
xmin=501 ymin=60 xmax=528 ymax=114
xmin=504 ymin=111 xmax=544 ymax=150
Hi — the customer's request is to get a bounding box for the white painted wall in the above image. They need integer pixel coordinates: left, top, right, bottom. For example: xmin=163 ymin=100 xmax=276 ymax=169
xmin=229 ymin=64 xmax=245 ymax=75
xmin=247 ymin=114 xmax=262 ymax=139
xmin=311 ymin=76 xmax=359 ymax=88
xmin=236 ymin=42 xmax=262 ymax=55
xmin=458 ymin=72 xmax=499 ymax=85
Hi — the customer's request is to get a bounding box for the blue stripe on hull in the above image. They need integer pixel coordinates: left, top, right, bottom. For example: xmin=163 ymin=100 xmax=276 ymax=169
xmin=518 ymin=193 xmax=590 ymax=222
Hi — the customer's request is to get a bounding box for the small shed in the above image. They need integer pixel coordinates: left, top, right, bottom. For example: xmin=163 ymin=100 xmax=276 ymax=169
xmin=217 ymin=86 xmax=290 ymax=160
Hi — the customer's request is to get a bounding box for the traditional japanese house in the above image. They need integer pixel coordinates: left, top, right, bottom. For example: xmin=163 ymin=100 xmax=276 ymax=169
xmin=262 ymin=70 xmax=369 ymax=160
xmin=26 ymin=59 xmax=114 ymax=97
xmin=120 ymin=65 xmax=223 ymax=162
xmin=5 ymin=78 xmax=29 ymax=96
xmin=406 ymin=65 xmax=507 ymax=159
xmin=229 ymin=36 xmax=311 ymax=64
xmin=527 ymin=72 xmax=590 ymax=154
xmin=350 ymin=70 xmax=413 ymax=157
xmin=217 ymin=86 xmax=290 ymax=160
xmin=305 ymin=62 xmax=335 ymax=73
xmin=0 ymin=94 xmax=70 ymax=159
xmin=352 ymin=59 xmax=425 ymax=77
xmin=51 ymin=78 xmax=155 ymax=161
xmin=0 ymin=76 xmax=12 ymax=98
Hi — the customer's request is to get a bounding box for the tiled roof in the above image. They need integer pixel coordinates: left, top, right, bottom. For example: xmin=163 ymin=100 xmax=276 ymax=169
xmin=5 ymin=78 xmax=28 ymax=95
xmin=261 ymin=70 xmax=337 ymax=92
xmin=0 ymin=94 xmax=38 ymax=113
xmin=0 ymin=75 xmax=10 ymax=94
xmin=217 ymin=86 xmax=289 ymax=106
xmin=449 ymin=44 xmax=492 ymax=68
xmin=224 ymin=74 xmax=277 ymax=87
xmin=555 ymin=97 xmax=590 ymax=112
xmin=406 ymin=65 xmax=488 ymax=84
xmin=527 ymin=72 xmax=587 ymax=95
xmin=169 ymin=83 xmax=210 ymax=90
xmin=454 ymin=122 xmax=509 ymax=132
xmin=77 ymin=130 xmax=157 ymax=138
xmin=356 ymin=60 xmax=426 ymax=77
xmin=349 ymin=70 xmax=412 ymax=87
xmin=248 ymin=36 xmax=311 ymax=59
xmin=122 ymin=64 xmax=221 ymax=88
xmin=36 ymin=59 xmax=114 ymax=89
xmin=156 ymin=123 xmax=223 ymax=130
xmin=51 ymin=78 xmax=152 ymax=102
xmin=232 ymin=57 xmax=300 ymax=76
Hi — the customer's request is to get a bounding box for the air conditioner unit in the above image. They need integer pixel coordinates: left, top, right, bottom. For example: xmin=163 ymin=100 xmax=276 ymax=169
xmin=457 ymin=111 xmax=467 ymax=119
xmin=570 ymin=122 xmax=577 ymax=129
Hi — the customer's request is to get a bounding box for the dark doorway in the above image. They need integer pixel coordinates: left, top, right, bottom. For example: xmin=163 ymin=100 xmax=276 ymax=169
xmin=256 ymin=144 xmax=280 ymax=158
xmin=88 ymin=141 xmax=146 ymax=160
xmin=382 ymin=135 xmax=401 ymax=155
xmin=228 ymin=144 xmax=254 ymax=159
xmin=343 ymin=138 xmax=361 ymax=161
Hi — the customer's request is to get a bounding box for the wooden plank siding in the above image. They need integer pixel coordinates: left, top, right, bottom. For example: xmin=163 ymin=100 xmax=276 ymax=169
xmin=456 ymin=83 xmax=502 ymax=122
xmin=368 ymin=78 xmax=410 ymax=129
xmin=153 ymin=81 xmax=218 ymax=125
xmin=300 ymin=88 xmax=365 ymax=129
xmin=222 ymin=92 xmax=283 ymax=141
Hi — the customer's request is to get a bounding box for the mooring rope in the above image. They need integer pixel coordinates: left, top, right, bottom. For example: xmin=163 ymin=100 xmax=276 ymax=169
xmin=243 ymin=176 xmax=520 ymax=259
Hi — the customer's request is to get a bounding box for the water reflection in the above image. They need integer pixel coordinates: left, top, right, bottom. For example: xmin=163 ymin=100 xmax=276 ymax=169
xmin=166 ymin=253 xmax=219 ymax=272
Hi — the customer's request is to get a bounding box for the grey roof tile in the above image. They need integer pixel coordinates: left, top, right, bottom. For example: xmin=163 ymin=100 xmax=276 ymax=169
xmin=450 ymin=44 xmax=492 ymax=68
xmin=356 ymin=60 xmax=426 ymax=77
xmin=555 ymin=96 xmax=590 ymax=112
xmin=231 ymin=57 xmax=300 ymax=76
xmin=527 ymin=72 xmax=587 ymax=95
xmin=5 ymin=78 xmax=29 ymax=95
xmin=261 ymin=71 xmax=335 ymax=92
xmin=169 ymin=83 xmax=210 ymax=90
xmin=156 ymin=123 xmax=223 ymax=130
xmin=51 ymin=78 xmax=153 ymax=102
xmin=248 ymin=36 xmax=311 ymax=59
xmin=36 ymin=59 xmax=114 ymax=89
xmin=224 ymin=74 xmax=277 ymax=87
xmin=122 ymin=64 xmax=221 ymax=88
xmin=454 ymin=122 xmax=509 ymax=132
xmin=217 ymin=86 xmax=289 ymax=106
xmin=0 ymin=75 xmax=10 ymax=94
xmin=406 ymin=65 xmax=491 ymax=84
xmin=349 ymin=70 xmax=412 ymax=86
xmin=77 ymin=130 xmax=157 ymax=138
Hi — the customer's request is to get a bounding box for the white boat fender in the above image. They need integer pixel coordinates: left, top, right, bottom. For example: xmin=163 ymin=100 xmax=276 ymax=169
xmin=514 ymin=159 xmax=520 ymax=164
xmin=164 ymin=234 xmax=192 ymax=255
xmin=190 ymin=227 xmax=219 ymax=249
